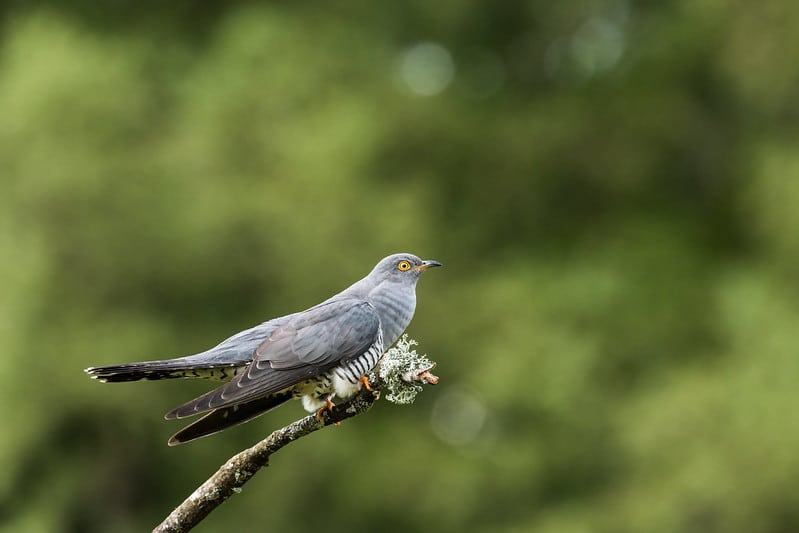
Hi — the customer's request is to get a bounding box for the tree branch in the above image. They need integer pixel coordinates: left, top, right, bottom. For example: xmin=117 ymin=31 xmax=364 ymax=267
xmin=152 ymin=335 xmax=437 ymax=533
xmin=152 ymin=387 xmax=380 ymax=533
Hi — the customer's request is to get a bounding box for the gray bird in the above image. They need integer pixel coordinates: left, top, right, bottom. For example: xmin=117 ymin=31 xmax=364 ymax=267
xmin=85 ymin=253 xmax=441 ymax=445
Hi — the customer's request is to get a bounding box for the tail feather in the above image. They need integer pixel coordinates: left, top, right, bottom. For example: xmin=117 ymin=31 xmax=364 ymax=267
xmin=167 ymin=391 xmax=293 ymax=446
xmin=84 ymin=360 xmax=246 ymax=383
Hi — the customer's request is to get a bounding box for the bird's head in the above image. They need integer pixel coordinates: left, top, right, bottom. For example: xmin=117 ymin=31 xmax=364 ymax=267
xmin=371 ymin=253 xmax=442 ymax=284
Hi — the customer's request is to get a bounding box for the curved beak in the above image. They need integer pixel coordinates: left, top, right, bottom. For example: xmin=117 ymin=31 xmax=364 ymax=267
xmin=414 ymin=259 xmax=443 ymax=272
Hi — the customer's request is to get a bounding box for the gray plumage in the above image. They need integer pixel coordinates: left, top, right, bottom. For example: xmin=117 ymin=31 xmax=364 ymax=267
xmin=85 ymin=253 xmax=441 ymax=445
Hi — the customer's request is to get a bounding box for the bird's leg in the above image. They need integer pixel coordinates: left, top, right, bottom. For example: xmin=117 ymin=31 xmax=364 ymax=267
xmin=359 ymin=375 xmax=373 ymax=392
xmin=315 ymin=395 xmax=337 ymax=423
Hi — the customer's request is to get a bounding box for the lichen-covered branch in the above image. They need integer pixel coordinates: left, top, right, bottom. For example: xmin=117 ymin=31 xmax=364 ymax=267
xmin=152 ymin=387 xmax=379 ymax=533
xmin=152 ymin=336 xmax=437 ymax=533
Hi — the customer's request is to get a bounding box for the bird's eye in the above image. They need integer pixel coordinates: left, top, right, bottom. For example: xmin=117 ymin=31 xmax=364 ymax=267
xmin=397 ymin=260 xmax=412 ymax=271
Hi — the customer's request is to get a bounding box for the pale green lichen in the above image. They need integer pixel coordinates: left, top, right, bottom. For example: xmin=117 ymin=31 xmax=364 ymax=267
xmin=374 ymin=335 xmax=437 ymax=404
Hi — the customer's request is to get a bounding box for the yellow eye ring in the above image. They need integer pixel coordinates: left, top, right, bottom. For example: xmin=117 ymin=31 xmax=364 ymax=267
xmin=397 ymin=260 xmax=412 ymax=271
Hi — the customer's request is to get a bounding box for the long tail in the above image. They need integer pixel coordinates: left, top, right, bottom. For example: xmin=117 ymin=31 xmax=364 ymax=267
xmin=84 ymin=358 xmax=246 ymax=382
xmin=167 ymin=391 xmax=293 ymax=446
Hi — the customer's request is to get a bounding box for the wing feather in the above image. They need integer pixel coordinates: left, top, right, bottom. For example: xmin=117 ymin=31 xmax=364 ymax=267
xmin=165 ymin=298 xmax=380 ymax=419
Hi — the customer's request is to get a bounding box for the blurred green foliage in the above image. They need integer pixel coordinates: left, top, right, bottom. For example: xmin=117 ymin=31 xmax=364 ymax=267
xmin=1 ymin=0 xmax=798 ymax=531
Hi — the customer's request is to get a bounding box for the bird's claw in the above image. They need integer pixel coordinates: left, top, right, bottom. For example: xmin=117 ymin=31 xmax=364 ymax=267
xmin=315 ymin=396 xmax=340 ymax=425
xmin=359 ymin=375 xmax=373 ymax=392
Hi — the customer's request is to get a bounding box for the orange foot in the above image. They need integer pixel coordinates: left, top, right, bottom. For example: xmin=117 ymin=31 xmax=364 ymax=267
xmin=315 ymin=396 xmax=338 ymax=424
xmin=359 ymin=375 xmax=373 ymax=392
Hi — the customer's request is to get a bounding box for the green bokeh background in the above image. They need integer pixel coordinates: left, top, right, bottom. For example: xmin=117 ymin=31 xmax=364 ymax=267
xmin=2 ymin=1 xmax=798 ymax=531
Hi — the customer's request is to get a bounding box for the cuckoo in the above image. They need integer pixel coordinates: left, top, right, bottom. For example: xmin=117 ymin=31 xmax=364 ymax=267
xmin=85 ymin=253 xmax=441 ymax=445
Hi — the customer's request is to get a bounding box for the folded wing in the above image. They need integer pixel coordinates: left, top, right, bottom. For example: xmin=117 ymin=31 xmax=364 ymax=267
xmin=165 ymin=298 xmax=380 ymax=419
